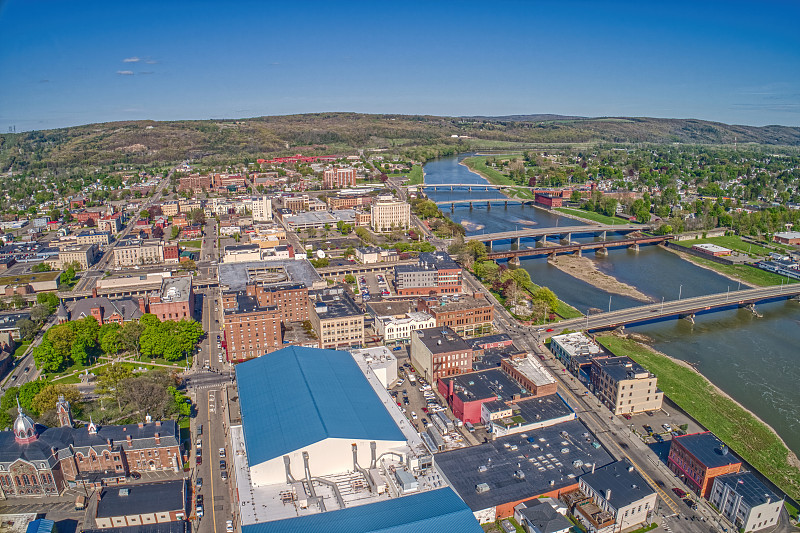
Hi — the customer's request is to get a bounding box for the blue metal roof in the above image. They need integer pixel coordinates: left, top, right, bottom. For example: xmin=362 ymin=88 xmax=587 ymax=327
xmin=236 ymin=346 xmax=405 ymax=466
xmin=241 ymin=488 xmax=482 ymax=533
xmin=26 ymin=519 xmax=55 ymax=533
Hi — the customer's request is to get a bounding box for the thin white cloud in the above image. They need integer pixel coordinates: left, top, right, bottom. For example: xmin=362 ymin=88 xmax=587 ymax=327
xmin=117 ymin=70 xmax=134 ymax=76
xmin=145 ymin=59 xmax=158 ymax=64
xmin=123 ymin=57 xmax=141 ymax=63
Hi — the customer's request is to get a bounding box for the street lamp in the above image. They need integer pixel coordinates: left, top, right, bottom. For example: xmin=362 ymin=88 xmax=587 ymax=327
xmin=608 ymin=295 xmax=612 ymax=313
xmin=660 ymin=296 xmax=664 ymax=314
xmin=678 ymin=284 xmax=683 ymax=301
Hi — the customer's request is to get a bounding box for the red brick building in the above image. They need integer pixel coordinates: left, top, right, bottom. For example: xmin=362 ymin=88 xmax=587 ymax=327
xmin=222 ymin=294 xmax=282 ymax=362
xmin=146 ymin=276 xmax=194 ymax=322
xmin=534 ymin=193 xmax=563 ymax=208
xmin=417 ymin=295 xmax=493 ymax=337
xmin=76 ymin=210 xmax=104 ymax=224
xmin=163 ymin=243 xmax=179 ymax=263
xmin=668 ymin=432 xmax=742 ymax=498
xmin=181 ymin=225 xmax=203 ymax=239
xmin=323 ymin=168 xmax=357 ymax=188
xmin=178 ymin=174 xmax=211 ymax=192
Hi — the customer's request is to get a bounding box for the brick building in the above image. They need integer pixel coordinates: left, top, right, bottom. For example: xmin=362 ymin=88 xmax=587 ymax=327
xmin=0 ymin=397 xmax=181 ymax=498
xmin=395 ymin=252 xmax=462 ymax=296
xmin=534 ymin=193 xmax=563 ymax=208
xmin=410 ymin=326 xmax=474 ymax=383
xmin=163 ymin=243 xmax=179 ymax=263
xmin=417 ymin=295 xmax=492 ymax=337
xmin=222 ymin=293 xmax=282 ymax=362
xmin=178 ymin=174 xmax=211 ymax=192
xmin=146 ymin=276 xmax=194 ymax=322
xmin=327 ymin=195 xmax=372 ymax=210
xmin=668 ymin=431 xmax=742 ymax=498
xmin=323 ymin=167 xmax=357 ymax=188
xmin=308 ymin=287 xmax=364 ymax=349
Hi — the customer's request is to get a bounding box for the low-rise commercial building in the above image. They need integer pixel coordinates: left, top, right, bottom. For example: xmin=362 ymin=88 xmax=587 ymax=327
xmin=709 ymin=472 xmax=783 ymax=533
xmin=77 ymin=230 xmax=112 ymax=246
xmin=113 ymin=239 xmax=165 ymax=267
xmin=692 ymin=243 xmax=732 ymax=256
xmin=376 ymin=311 xmax=436 ymax=344
xmin=309 ymin=287 xmax=364 ymax=349
xmin=394 ymin=252 xmax=462 ymax=296
xmin=500 ymin=355 xmax=558 ymax=398
xmin=410 ymin=326 xmax=473 ymax=383
xmin=668 ymin=431 xmax=742 ymax=498
xmin=773 ymin=231 xmax=800 ymax=245
xmin=590 ymin=356 xmax=662 ymax=415
xmin=146 ymin=276 xmax=194 ymax=322
xmin=93 ymin=480 xmax=187 ymax=529
xmin=355 ymin=246 xmax=399 ymax=264
xmin=417 ymin=295 xmax=493 ymax=337
xmin=575 ymin=460 xmax=657 ymax=532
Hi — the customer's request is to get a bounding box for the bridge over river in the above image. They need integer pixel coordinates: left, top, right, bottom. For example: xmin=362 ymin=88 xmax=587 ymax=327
xmin=546 ymin=284 xmax=800 ymax=335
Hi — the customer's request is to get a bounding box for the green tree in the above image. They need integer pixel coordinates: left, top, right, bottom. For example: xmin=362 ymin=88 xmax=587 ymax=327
xmin=31 ymin=384 xmax=82 ymax=420
xmin=95 ymin=363 xmax=133 ymax=410
xmin=170 ymin=225 xmax=181 ymax=240
xmin=32 ymin=263 xmax=52 ymax=273
xmin=630 ymin=199 xmax=650 ymax=223
xmin=99 ymin=323 xmax=122 ymax=355
xmin=36 ymin=293 xmax=59 ymax=314
xmin=11 ymin=294 xmax=27 ymax=309
xmin=344 ymin=274 xmax=356 ymax=284
xmin=531 ymin=287 xmax=558 ymax=314
xmin=18 ymin=381 xmax=47 ymax=415
xmin=17 ymin=318 xmax=38 ymax=340
xmin=140 ymin=209 xmax=151 ymax=219
xmin=31 ymin=304 xmax=50 ymax=323
xmin=59 ymin=266 xmax=76 ymax=286
xmin=168 ymin=386 xmax=192 ymax=418
xmin=120 ymin=320 xmax=144 ymax=355
xmin=465 ymin=240 xmax=488 ymax=261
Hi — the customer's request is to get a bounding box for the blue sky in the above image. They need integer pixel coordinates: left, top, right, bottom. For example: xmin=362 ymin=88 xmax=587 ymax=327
xmin=1 ymin=0 xmax=799 ymax=131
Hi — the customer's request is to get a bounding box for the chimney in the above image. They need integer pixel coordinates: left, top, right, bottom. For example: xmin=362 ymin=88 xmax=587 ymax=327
xmin=92 ymin=287 xmax=98 ymax=298
xmin=154 ymin=433 xmax=161 ymax=445
xmin=605 ymin=489 xmax=612 ymax=501
xmin=155 ymin=420 xmax=161 ymax=427
xmin=138 ymin=422 xmax=144 ymax=428
xmin=138 ymin=297 xmax=147 ymax=314
xmin=107 ymin=438 xmax=113 ymax=450
xmin=126 ymin=435 xmax=132 ymax=447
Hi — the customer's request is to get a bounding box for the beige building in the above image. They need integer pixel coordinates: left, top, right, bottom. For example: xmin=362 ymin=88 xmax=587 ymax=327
xmin=179 ymin=199 xmax=203 ymax=213
xmin=161 ymin=201 xmax=180 ymax=217
xmin=250 ymin=196 xmax=273 ymax=222
xmin=57 ymin=244 xmax=98 ymax=270
xmin=309 ymin=287 xmax=364 ymax=349
xmin=590 ymin=356 xmax=663 ymax=415
xmin=370 ymin=194 xmax=410 ymax=232
xmin=76 ymin=230 xmax=112 ymax=246
xmin=113 ymin=239 xmax=165 ymax=267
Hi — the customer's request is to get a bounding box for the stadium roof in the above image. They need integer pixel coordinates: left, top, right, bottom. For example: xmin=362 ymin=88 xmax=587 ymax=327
xmin=240 ymin=487 xmax=482 ymax=533
xmin=236 ymin=346 xmax=405 ymax=466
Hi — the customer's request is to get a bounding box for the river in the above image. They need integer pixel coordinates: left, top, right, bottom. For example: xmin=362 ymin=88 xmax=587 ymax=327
xmin=423 ymin=153 xmax=800 ymax=456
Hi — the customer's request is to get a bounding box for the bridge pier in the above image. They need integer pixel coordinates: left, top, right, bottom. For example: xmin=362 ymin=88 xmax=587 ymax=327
xmin=680 ymin=313 xmax=695 ymax=324
xmin=574 ymin=249 xmax=582 ymax=257
xmin=595 ymin=247 xmax=608 ymax=257
xmin=450 ymin=203 xmax=455 ymax=211
xmin=508 ymin=256 xmax=521 ymax=267
xmin=599 ymin=230 xmax=607 ymax=241
xmin=450 ymin=185 xmax=453 ymax=191
xmin=534 ymin=236 xmax=544 ymax=248
xmin=487 ymin=240 xmax=493 ymax=252
xmin=468 ymin=186 xmax=472 ymax=192
xmin=629 ymin=244 xmax=639 ymax=252
xmin=516 ymin=237 xmax=521 ymax=248
xmin=469 ymin=201 xmax=473 ymax=209
xmin=744 ymin=303 xmax=763 ymax=317
xmin=486 ymin=201 xmax=491 ymax=210
xmin=560 ymin=232 xmax=572 ymax=245
xmin=504 ymin=200 xmax=508 ymax=208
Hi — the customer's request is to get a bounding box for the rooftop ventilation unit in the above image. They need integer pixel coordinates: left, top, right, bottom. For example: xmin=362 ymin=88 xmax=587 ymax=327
xmin=475 ymin=483 xmax=490 ymax=494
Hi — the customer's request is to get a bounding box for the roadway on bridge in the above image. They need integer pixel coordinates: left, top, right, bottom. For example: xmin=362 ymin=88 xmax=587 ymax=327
xmin=471 ymin=224 xmax=644 ymax=242
xmin=550 ymin=284 xmax=800 ymax=334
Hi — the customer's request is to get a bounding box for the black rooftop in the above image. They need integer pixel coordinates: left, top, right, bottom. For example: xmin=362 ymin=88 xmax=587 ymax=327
xmin=414 ymin=327 xmax=471 ymax=354
xmin=436 ymin=419 xmax=613 ymax=512
xmin=96 ymin=480 xmax=185 ymax=517
xmin=443 ymin=368 xmax=527 ymax=403
xmin=672 ymin=432 xmax=741 ymax=469
xmin=83 ymin=522 xmax=188 ymax=533
xmin=579 ymin=460 xmax=656 ymax=509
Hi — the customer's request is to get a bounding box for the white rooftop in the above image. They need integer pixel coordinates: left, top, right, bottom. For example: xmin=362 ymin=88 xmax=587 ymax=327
xmin=692 ymin=243 xmax=732 ymax=253
xmin=505 ymin=355 xmax=556 ymax=386
xmin=551 ymin=332 xmax=603 ymax=357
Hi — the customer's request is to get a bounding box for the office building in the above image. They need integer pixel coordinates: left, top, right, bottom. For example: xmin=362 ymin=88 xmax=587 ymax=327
xmin=223 ymin=293 xmax=282 ymax=362
xmin=323 ymin=167 xmax=357 ymax=188
xmin=57 ymin=243 xmax=98 ymax=270
xmin=375 ymin=311 xmax=436 ymax=345
xmin=113 ymin=239 xmax=165 ymax=267
xmin=395 ymin=252 xmax=462 ymax=296
xmin=76 ymin=230 xmax=112 ymax=246
xmin=146 ymin=276 xmax=194 ymax=322
xmin=309 ymin=287 xmax=364 ymax=349
xmin=668 ymin=432 xmax=742 ymax=498
xmin=370 ymin=195 xmax=410 ymax=232
xmin=93 ymin=480 xmax=187 ymax=529
xmin=590 ymin=356 xmax=663 ymax=415
xmin=250 ymin=196 xmax=273 ymax=222
xmin=410 ymin=326 xmax=473 ymax=383
xmin=417 ymin=295 xmax=493 ymax=337
xmin=709 ymin=472 xmax=783 ymax=533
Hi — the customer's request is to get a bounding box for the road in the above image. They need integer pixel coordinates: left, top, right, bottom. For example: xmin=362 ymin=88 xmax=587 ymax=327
xmin=472 ymin=223 xmax=645 ymax=243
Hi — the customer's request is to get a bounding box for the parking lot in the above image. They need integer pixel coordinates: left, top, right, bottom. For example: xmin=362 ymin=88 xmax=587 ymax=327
xmin=357 ymin=272 xmax=394 ymax=302
xmin=626 ymin=397 xmax=704 ymax=446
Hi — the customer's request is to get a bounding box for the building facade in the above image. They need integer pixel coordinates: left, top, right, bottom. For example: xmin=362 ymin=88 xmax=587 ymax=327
xmin=323 ymin=168 xmax=357 ymax=188
xmin=410 ymin=326 xmax=474 ymax=383
xmin=417 ymin=295 xmax=493 ymax=337
xmin=146 ymin=276 xmax=194 ymax=322
xmin=113 ymin=239 xmax=165 ymax=266
xmin=250 ymin=196 xmax=273 ymax=222
xmin=375 ymin=312 xmax=436 ymax=344
xmin=57 ymin=244 xmax=98 ymax=270
xmin=709 ymin=472 xmax=783 ymax=533
xmin=668 ymin=432 xmax=742 ymax=498
xmin=590 ymin=356 xmax=663 ymax=415
xmin=370 ymin=195 xmax=411 ymax=232
xmin=309 ymin=287 xmax=364 ymax=349
xmin=223 ymin=294 xmax=282 ymax=362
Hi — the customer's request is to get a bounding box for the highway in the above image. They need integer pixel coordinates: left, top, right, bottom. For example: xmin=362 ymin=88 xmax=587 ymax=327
xmin=552 ymin=283 xmax=800 ymax=334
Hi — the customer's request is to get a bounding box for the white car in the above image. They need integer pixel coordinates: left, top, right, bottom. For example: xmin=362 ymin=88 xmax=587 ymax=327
xmin=219 ymin=447 xmax=226 ymax=458
xmin=411 ymin=411 xmax=417 ymax=420
xmin=662 ymin=423 xmax=672 ymax=432
xmin=196 ymin=438 xmax=202 ymax=448
xmin=226 ymin=520 xmax=234 ymax=532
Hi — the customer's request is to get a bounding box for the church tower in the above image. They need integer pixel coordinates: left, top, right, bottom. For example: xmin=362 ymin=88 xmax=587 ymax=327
xmin=56 ymin=394 xmax=74 ymax=427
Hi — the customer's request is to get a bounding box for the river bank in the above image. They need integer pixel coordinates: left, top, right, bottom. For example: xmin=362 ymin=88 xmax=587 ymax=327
xmin=548 ymin=254 xmax=653 ymax=302
xmin=597 ymin=333 xmax=800 ymax=504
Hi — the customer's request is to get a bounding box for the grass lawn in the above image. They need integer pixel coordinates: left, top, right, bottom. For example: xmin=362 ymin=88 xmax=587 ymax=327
xmin=670 ymin=250 xmax=800 ymax=287
xmin=407 ymin=165 xmax=423 ymax=185
xmin=12 ymin=340 xmax=31 ymax=358
xmin=555 ymin=207 xmax=627 ymax=225
xmin=462 ymin=156 xmax=520 ymax=186
xmin=51 ymin=373 xmax=83 ymax=384
xmin=597 ymin=335 xmax=800 ymax=502
xmin=508 ymin=187 xmax=535 ymax=199
xmin=672 ymin=235 xmax=775 ymax=257
xmin=179 ymin=240 xmax=202 ymax=249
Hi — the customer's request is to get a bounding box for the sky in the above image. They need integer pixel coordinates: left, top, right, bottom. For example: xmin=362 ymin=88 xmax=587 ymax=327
xmin=1 ymin=0 xmax=799 ymax=131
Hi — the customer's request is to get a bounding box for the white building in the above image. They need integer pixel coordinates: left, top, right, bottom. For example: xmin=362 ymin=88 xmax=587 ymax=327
xmin=350 ymin=346 xmax=399 ymax=389
xmin=709 ymin=472 xmax=783 ymax=533
xmin=376 ymin=312 xmax=436 ymax=345
xmin=577 ymin=461 xmax=657 ymax=533
xmin=371 ymin=195 xmax=410 ymax=232
xmin=250 ymin=196 xmax=273 ymax=222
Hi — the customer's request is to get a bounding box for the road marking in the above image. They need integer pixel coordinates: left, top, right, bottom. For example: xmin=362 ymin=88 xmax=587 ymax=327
xmin=207 ymin=390 xmax=218 ymax=533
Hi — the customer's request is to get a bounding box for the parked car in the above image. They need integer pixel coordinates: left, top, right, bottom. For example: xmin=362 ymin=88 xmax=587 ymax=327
xmin=672 ymin=487 xmax=686 ymax=497
xmin=196 ymin=478 xmax=203 ymax=489
xmin=219 ymin=448 xmax=226 ymax=458
xmin=662 ymin=423 xmax=672 ymax=432
xmin=622 ymin=413 xmax=632 ymax=420
xmin=219 ymin=460 xmax=227 ymax=470
xmin=196 ymin=504 xmax=204 ymax=517
xmin=221 ymin=471 xmax=228 ymax=481
xmin=411 ymin=411 xmax=417 ymax=420
xmin=643 ymin=425 xmax=653 ymax=434
xmin=226 ymin=520 xmax=234 ymax=532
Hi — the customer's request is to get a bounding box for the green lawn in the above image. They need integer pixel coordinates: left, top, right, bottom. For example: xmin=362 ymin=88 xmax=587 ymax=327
xmin=508 ymin=187 xmax=535 ymax=199
xmin=462 ymin=156 xmax=519 ymax=186
xmin=12 ymin=340 xmax=31 ymax=358
xmin=179 ymin=240 xmax=202 ymax=249
xmin=672 ymin=235 xmax=775 ymax=257
xmin=555 ymin=207 xmax=626 ymax=225
xmin=670 ymin=250 xmax=800 ymax=287
xmin=0 ymin=271 xmax=60 ymax=285
xmin=597 ymin=335 xmax=800 ymax=503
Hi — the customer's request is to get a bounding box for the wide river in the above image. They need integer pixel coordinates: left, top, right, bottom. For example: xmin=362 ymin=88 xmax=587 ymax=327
xmin=423 ymin=153 xmax=800 ymax=456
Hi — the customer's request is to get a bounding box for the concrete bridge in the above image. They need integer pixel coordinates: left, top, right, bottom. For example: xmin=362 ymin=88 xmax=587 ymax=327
xmin=420 ymin=183 xmax=539 ymax=192
xmin=487 ymin=235 xmax=672 ymax=262
xmin=547 ymin=284 xmax=800 ymax=335
xmin=434 ymin=198 xmax=533 ymax=210
xmin=468 ymin=224 xmax=649 ymax=249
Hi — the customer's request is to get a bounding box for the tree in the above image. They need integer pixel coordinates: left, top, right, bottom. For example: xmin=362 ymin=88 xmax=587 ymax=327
xmin=17 ymin=318 xmax=38 ymax=340
xmin=170 ymin=226 xmax=180 ymax=240
xmin=570 ymin=190 xmax=583 ymax=203
xmin=465 ymin=240 xmax=488 ymax=262
xmin=99 ymin=323 xmax=121 ymax=355
xmin=32 ymin=263 xmax=52 ymax=273
xmin=36 ymin=293 xmax=59 ymax=314
xmin=60 ymin=267 xmax=76 ymax=286
xmin=531 ymin=287 xmax=558 ymax=314
xmin=189 ymin=208 xmax=206 ymax=225
xmin=31 ymin=384 xmax=82 ymax=421
xmin=30 ymin=304 xmax=50 ymax=323
xmin=630 ymin=199 xmax=650 ymax=223
xmin=85 ymin=218 xmax=96 ymax=228
xmin=344 ymin=274 xmax=356 ymax=284
xmin=139 ymin=210 xmax=151 ymax=219
xmin=118 ymin=370 xmax=179 ymax=420
xmin=95 ymin=363 xmax=133 ymax=410
xmin=11 ymin=294 xmax=27 ymax=309
xmin=18 ymin=381 xmax=47 ymax=415
xmin=33 ymin=339 xmax=66 ymax=373
xmin=152 ymin=225 xmax=164 ymax=239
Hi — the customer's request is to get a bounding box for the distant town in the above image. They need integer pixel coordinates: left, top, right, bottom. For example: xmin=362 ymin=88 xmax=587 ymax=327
xmin=0 ymin=144 xmax=799 ymax=533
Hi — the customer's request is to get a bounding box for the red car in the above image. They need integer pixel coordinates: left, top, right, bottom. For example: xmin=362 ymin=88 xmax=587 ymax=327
xmin=546 ymin=328 xmax=554 ymax=332
xmin=672 ymin=487 xmax=686 ymax=498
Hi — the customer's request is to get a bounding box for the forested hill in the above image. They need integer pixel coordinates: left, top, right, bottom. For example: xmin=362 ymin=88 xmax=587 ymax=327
xmin=2 ymin=112 xmax=800 ymax=172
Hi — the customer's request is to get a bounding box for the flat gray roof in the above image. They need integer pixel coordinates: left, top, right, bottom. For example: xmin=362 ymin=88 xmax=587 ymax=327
xmin=218 ymin=259 xmax=321 ymax=291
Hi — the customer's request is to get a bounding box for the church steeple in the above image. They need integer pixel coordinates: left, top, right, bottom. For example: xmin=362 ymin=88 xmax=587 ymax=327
xmin=13 ymin=398 xmax=37 ymax=444
xmin=56 ymin=300 xmax=69 ymax=324
xmin=56 ymin=394 xmax=74 ymax=427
